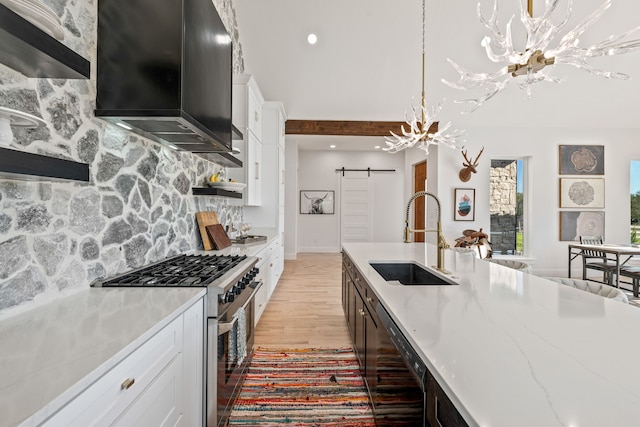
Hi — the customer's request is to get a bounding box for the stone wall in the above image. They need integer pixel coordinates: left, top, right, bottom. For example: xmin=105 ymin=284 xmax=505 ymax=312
xmin=0 ymin=0 xmax=245 ymax=317
xmin=490 ymin=160 xmax=517 ymax=254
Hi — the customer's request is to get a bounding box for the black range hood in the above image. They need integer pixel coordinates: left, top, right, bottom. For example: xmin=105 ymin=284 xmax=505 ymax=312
xmin=95 ymin=0 xmax=234 ymax=154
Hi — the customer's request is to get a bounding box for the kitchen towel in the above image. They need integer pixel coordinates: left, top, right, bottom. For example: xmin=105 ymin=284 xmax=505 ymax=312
xmin=234 ymin=308 xmax=247 ymax=365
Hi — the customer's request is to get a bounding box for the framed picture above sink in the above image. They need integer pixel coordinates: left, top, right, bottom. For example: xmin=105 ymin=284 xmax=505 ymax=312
xmin=454 ymin=188 xmax=475 ymax=221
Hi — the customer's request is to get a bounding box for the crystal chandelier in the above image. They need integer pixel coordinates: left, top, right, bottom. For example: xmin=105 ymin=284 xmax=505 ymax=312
xmin=442 ymin=0 xmax=640 ymax=112
xmin=384 ymin=0 xmax=465 ymax=155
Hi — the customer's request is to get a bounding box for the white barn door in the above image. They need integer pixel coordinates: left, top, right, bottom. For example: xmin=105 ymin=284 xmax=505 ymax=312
xmin=340 ymin=174 xmax=374 ymax=242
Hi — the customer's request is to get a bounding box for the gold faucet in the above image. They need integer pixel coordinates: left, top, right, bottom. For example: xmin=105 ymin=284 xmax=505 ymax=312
xmin=404 ymin=191 xmax=450 ymax=273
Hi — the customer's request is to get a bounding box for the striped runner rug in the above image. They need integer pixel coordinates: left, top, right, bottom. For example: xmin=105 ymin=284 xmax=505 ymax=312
xmin=228 ymin=348 xmax=376 ymax=426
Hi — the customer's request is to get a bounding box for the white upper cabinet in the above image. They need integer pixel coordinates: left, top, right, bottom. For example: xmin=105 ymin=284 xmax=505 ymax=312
xmin=232 ymin=74 xmax=264 ymax=141
xmin=230 ymin=74 xmax=265 ymax=205
xmin=244 ymin=102 xmax=287 ymax=229
xmin=246 ymin=131 xmax=263 ymax=206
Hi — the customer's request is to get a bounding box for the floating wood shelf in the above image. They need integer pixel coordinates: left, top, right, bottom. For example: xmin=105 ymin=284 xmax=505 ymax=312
xmin=0 ymin=147 xmax=90 ymax=182
xmin=192 ymin=187 xmax=242 ymax=198
xmin=0 ymin=4 xmax=90 ymax=79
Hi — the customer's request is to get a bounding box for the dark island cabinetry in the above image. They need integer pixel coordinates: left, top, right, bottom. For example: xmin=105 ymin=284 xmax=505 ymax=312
xmin=342 ymin=251 xmax=468 ymax=427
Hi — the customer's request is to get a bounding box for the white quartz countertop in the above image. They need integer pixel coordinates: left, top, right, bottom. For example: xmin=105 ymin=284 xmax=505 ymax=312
xmin=342 ymin=242 xmax=640 ymax=427
xmin=0 ymin=287 xmax=205 ymax=427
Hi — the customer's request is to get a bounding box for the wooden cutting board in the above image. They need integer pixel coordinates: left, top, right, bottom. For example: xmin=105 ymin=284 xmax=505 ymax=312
xmin=206 ymin=224 xmax=232 ymax=250
xmin=196 ymin=211 xmax=220 ymax=250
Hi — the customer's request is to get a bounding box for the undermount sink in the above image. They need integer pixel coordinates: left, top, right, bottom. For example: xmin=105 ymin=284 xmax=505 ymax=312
xmin=369 ymin=262 xmax=455 ymax=286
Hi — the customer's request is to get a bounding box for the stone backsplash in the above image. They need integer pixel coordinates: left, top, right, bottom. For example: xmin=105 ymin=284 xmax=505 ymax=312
xmin=0 ymin=0 xmax=245 ymax=317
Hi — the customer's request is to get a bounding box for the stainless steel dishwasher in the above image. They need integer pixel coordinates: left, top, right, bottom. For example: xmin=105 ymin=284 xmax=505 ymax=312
xmin=375 ymin=302 xmax=427 ymax=426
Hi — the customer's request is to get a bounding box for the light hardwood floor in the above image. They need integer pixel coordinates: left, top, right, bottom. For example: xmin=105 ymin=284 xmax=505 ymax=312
xmin=254 ymin=253 xmax=352 ymax=348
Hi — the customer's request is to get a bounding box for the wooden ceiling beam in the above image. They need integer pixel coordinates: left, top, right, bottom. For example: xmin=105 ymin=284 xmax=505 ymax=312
xmin=285 ymin=120 xmax=438 ymax=137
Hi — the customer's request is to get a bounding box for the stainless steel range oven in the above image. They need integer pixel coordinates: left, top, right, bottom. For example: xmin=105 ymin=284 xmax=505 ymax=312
xmin=215 ymin=276 xmax=258 ymax=425
xmin=94 ymin=253 xmax=261 ymax=427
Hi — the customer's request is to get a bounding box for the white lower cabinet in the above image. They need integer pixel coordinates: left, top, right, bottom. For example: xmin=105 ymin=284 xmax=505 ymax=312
xmin=254 ymin=281 xmax=268 ymax=324
xmin=181 ymin=297 xmax=204 ymax=427
xmin=254 ymin=235 xmax=284 ymax=326
xmin=42 ymin=297 xmax=204 ymax=427
xmin=112 ymin=354 xmax=183 ymax=427
xmin=268 ymin=241 xmax=283 ymax=298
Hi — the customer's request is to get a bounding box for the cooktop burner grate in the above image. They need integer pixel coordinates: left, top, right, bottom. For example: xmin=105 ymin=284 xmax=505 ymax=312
xmin=99 ymin=254 xmax=248 ymax=287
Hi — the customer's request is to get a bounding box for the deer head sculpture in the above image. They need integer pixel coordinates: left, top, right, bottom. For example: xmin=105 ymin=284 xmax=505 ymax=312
xmin=459 ymin=146 xmax=484 ymax=182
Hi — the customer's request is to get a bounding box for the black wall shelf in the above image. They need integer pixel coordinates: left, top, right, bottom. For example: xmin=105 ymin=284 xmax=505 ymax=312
xmin=192 ymin=187 xmax=242 ymax=198
xmin=0 ymin=147 xmax=90 ymax=182
xmin=0 ymin=4 xmax=90 ymax=79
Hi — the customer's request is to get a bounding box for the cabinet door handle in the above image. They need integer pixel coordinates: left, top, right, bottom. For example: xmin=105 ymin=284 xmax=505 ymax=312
xmin=359 ymin=309 xmax=365 ymax=317
xmin=254 ymin=111 xmax=260 ymax=123
xmin=367 ymin=297 xmax=373 ymax=303
xmin=434 ymin=396 xmax=444 ymax=427
xmin=121 ymin=378 xmax=135 ymax=390
xmin=255 ymin=162 xmax=260 ymax=180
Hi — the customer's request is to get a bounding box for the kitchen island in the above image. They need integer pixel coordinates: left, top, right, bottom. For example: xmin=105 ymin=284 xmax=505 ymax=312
xmin=342 ymin=242 xmax=640 ymax=427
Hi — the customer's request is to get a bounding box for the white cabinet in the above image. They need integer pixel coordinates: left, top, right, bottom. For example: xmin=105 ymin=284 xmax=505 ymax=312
xmin=244 ymin=102 xmax=286 ymax=230
xmin=42 ymin=298 xmax=204 ymax=427
xmin=246 ymin=132 xmax=263 ymax=206
xmin=254 ymin=234 xmax=284 ymax=325
xmin=112 ymin=354 xmax=183 ymax=427
xmin=229 ymin=74 xmax=264 ymax=206
xmin=233 ymin=75 xmax=263 ymax=142
xmin=268 ymin=239 xmax=284 ymax=298
xmin=182 ymin=297 xmax=204 ymax=427
xmin=254 ymin=277 xmax=268 ymax=324
xmin=278 ymin=143 xmax=285 ymax=205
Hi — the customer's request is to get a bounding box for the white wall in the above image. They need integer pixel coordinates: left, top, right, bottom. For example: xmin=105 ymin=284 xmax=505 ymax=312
xmin=284 ymin=130 xmax=640 ymax=275
xmin=295 ymin=149 xmax=406 ymax=252
xmin=433 ymin=126 xmax=640 ymax=277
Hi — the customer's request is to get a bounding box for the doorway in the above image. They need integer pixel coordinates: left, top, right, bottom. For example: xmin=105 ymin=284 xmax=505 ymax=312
xmin=413 ymin=161 xmax=427 ymax=242
xmin=340 ymin=173 xmax=374 ymax=242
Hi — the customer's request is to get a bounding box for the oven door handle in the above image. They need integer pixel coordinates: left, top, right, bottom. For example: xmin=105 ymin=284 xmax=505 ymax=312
xmin=218 ymin=280 xmax=263 ymax=336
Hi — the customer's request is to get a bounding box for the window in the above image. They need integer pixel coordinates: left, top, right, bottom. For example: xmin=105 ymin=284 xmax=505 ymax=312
xmin=490 ymin=159 xmax=526 ymax=255
xmin=631 ymin=160 xmax=640 ymax=243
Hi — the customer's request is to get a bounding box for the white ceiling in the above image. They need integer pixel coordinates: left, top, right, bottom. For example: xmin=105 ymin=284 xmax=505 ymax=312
xmin=233 ymin=0 xmax=640 ymax=150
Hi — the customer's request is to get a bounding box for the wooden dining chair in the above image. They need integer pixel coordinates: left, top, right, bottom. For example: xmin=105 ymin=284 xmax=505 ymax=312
xmin=579 ymin=235 xmax=617 ymax=284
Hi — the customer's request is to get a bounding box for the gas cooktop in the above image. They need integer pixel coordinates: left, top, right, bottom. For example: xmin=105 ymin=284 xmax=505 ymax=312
xmin=97 ymin=254 xmax=249 ymax=287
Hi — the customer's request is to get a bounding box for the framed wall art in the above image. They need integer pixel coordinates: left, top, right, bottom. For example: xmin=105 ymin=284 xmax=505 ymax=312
xmin=300 ymin=190 xmax=334 ymax=214
xmin=559 ymin=145 xmax=604 ymax=175
xmin=454 ymin=188 xmax=475 ymax=221
xmin=559 ymin=178 xmax=605 ymax=208
xmin=559 ymin=211 xmax=605 ymax=241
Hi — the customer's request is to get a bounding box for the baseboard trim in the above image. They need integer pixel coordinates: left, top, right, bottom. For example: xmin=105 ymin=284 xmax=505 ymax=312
xmin=298 ymin=246 xmax=340 ymax=253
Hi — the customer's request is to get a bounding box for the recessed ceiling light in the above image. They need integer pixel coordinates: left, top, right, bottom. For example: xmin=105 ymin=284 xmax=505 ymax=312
xmin=330 ymin=144 xmax=336 ymax=148
xmin=374 ymin=145 xmax=381 ymax=149
xmin=307 ymin=33 xmax=318 ymax=45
